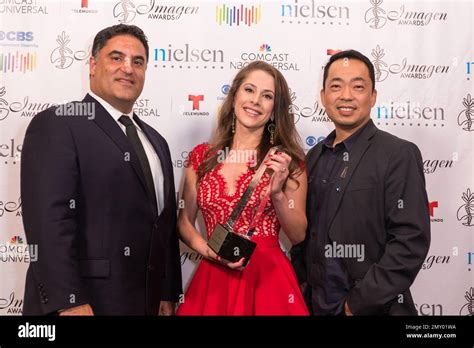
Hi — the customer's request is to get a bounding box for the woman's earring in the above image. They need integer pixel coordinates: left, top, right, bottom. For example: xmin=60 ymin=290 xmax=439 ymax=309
xmin=232 ymin=113 xmax=236 ymax=134
xmin=267 ymin=122 xmax=276 ymax=145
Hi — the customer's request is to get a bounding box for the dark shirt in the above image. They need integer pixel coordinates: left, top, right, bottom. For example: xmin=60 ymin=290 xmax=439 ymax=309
xmin=307 ymin=121 xmax=370 ymax=315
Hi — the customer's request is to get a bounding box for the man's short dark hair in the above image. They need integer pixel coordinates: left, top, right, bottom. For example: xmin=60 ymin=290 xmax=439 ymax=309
xmin=322 ymin=49 xmax=376 ymax=91
xmin=92 ymin=24 xmax=149 ymax=62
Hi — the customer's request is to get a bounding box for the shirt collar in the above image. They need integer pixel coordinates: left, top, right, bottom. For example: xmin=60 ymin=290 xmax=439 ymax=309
xmin=323 ymin=119 xmax=371 ymax=151
xmin=89 ymin=91 xmax=135 ymax=124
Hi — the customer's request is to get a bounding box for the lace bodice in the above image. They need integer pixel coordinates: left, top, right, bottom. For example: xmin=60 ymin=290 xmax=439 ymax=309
xmin=189 ymin=143 xmax=280 ymax=239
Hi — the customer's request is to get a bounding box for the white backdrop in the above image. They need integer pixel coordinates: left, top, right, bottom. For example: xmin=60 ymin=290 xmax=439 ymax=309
xmin=0 ymin=0 xmax=473 ymax=316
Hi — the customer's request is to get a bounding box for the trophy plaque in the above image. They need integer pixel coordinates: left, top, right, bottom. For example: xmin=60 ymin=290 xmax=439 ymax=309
xmin=207 ymin=146 xmax=280 ymax=267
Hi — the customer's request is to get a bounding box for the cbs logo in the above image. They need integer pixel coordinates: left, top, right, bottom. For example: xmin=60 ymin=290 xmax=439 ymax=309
xmin=306 ymin=136 xmax=325 ymax=147
xmin=0 ymin=31 xmax=34 ymax=41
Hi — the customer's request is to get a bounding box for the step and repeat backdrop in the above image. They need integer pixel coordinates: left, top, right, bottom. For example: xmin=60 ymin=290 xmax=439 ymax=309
xmin=0 ymin=0 xmax=473 ymax=315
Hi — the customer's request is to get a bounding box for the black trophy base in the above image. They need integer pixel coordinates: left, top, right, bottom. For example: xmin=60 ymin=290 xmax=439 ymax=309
xmin=207 ymin=223 xmax=256 ymax=267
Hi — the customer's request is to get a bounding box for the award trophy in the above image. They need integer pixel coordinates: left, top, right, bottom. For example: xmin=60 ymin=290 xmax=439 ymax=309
xmin=207 ymin=146 xmax=280 ymax=268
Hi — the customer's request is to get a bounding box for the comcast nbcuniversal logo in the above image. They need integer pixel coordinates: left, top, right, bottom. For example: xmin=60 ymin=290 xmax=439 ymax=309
xmin=365 ymin=0 xmax=447 ymax=29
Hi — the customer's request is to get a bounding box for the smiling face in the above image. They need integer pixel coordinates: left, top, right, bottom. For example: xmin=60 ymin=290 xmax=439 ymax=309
xmin=89 ymin=34 xmax=146 ymax=114
xmin=233 ymin=69 xmax=275 ymax=133
xmin=321 ymin=58 xmax=377 ymax=132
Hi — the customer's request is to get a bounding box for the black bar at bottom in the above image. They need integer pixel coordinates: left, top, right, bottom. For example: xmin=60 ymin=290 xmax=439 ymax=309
xmin=0 ymin=316 xmax=472 ymax=345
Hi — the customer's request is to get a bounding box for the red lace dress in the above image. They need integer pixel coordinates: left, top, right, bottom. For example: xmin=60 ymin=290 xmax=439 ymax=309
xmin=176 ymin=143 xmax=309 ymax=315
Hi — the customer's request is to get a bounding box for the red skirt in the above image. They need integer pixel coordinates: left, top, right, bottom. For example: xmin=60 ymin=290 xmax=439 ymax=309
xmin=177 ymin=236 xmax=309 ymax=316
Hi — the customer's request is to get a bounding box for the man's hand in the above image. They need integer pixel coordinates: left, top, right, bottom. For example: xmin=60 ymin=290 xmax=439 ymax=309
xmin=344 ymin=301 xmax=353 ymax=316
xmin=159 ymin=301 xmax=175 ymax=316
xmin=197 ymin=240 xmax=246 ymax=271
xmin=59 ymin=304 xmax=94 ymax=316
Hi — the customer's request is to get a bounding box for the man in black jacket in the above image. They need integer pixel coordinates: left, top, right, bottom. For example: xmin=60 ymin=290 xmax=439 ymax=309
xmin=21 ymin=24 xmax=182 ymax=315
xmin=292 ymin=50 xmax=430 ymax=315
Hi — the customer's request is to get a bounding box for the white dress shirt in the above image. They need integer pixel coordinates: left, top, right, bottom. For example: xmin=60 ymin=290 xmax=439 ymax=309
xmin=90 ymin=91 xmax=164 ymax=215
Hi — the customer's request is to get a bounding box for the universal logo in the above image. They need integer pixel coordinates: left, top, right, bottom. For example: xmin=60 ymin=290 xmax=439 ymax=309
xmin=457 ymin=188 xmax=474 ymax=227
xmin=458 ymin=94 xmax=473 ymax=132
xmin=365 ymin=0 xmax=447 ymax=29
xmin=0 ymin=236 xmax=38 ymax=263
xmin=133 ymin=98 xmax=160 ymax=117
xmin=50 ymin=31 xmax=90 ymax=70
xmin=113 ymin=0 xmax=199 ymax=23
xmin=0 ymin=0 xmax=48 ymax=15
xmin=371 ymin=45 xmax=450 ymax=82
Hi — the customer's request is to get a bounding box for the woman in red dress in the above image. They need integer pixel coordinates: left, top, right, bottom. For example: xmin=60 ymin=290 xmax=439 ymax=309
xmin=176 ymin=61 xmax=309 ymax=315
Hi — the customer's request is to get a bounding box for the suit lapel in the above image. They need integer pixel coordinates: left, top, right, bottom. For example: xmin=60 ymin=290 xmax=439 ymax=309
xmin=133 ymin=115 xmax=171 ymax=210
xmin=86 ymin=94 xmax=149 ymax=201
xmin=327 ymin=120 xmax=378 ymax=236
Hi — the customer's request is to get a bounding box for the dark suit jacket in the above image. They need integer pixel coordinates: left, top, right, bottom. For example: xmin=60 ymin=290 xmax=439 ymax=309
xmin=21 ymin=94 xmax=182 ymax=315
xmin=291 ymin=120 xmax=430 ymax=315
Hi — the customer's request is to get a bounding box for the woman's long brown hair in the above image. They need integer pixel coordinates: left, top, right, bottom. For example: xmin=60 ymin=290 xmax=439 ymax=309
xmin=197 ymin=61 xmax=304 ymax=187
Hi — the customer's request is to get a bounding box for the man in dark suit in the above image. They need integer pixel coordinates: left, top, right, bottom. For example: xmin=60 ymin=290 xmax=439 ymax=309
xmin=291 ymin=50 xmax=430 ymax=315
xmin=21 ymin=24 xmax=182 ymax=315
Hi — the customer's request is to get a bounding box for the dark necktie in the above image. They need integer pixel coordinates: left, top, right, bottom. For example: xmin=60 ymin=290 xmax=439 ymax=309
xmin=118 ymin=115 xmax=157 ymax=211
